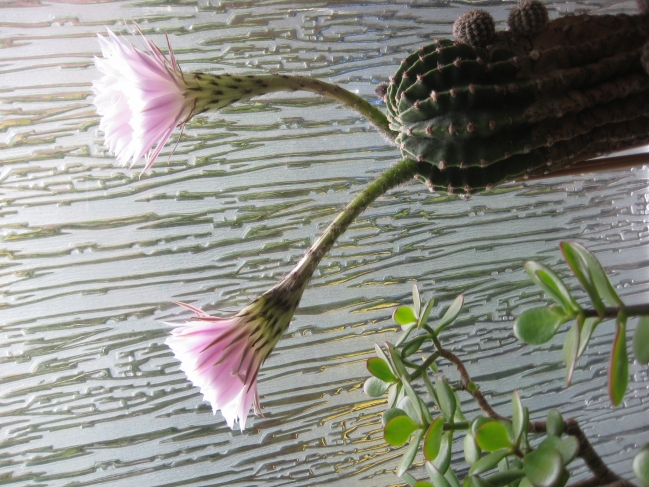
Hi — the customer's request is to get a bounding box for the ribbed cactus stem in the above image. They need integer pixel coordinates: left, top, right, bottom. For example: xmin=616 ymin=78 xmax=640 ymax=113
xmin=274 ymin=158 xmax=419 ymax=292
xmin=186 ymin=73 xmax=397 ymax=141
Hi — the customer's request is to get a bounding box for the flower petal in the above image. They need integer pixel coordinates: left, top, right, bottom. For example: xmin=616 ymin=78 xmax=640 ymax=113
xmin=93 ymin=26 xmax=189 ymax=170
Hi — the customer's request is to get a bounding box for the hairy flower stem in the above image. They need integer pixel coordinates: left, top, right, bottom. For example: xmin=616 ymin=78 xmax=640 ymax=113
xmin=189 ymin=73 xmax=397 ymax=140
xmin=275 ymin=158 xmax=419 ymax=293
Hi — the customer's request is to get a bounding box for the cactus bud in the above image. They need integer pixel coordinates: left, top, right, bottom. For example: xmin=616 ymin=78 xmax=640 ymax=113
xmin=508 ymin=0 xmax=549 ymax=37
xmin=452 ymin=9 xmax=495 ymax=48
xmin=375 ymin=82 xmax=389 ymax=100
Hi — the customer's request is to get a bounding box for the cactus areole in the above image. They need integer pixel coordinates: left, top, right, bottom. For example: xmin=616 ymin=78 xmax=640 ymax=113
xmin=386 ymin=12 xmax=649 ymax=196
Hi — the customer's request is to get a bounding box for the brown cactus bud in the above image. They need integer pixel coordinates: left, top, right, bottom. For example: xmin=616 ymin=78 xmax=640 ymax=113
xmin=452 ymin=9 xmax=495 ymax=48
xmin=374 ymin=82 xmax=388 ymax=100
xmin=508 ymin=0 xmax=549 ymax=37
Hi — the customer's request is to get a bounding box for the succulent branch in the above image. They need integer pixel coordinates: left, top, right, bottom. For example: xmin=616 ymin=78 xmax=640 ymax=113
xmin=364 ymin=243 xmax=648 ymax=487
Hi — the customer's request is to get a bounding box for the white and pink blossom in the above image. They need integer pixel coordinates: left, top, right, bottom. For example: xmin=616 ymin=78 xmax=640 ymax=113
xmin=166 ymin=289 xmax=299 ymax=431
xmin=92 ymin=27 xmax=192 ymax=172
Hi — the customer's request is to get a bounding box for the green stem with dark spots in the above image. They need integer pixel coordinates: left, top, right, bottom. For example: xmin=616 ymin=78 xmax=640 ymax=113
xmin=274 ymin=158 xmax=418 ymax=292
xmin=190 ymin=73 xmax=397 ymax=141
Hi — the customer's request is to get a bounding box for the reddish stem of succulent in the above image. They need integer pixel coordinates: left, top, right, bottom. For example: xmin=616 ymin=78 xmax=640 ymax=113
xmin=430 ymin=335 xmax=637 ymax=486
xmin=437 ymin=348 xmax=509 ymax=421
xmin=570 ymin=480 xmax=638 ymax=487
xmin=528 ymin=419 xmax=636 ymax=487
xmin=427 ymin=330 xmax=509 ymax=421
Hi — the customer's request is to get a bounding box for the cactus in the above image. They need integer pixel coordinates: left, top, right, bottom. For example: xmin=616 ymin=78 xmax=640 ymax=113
xmin=387 ymin=11 xmax=649 ymax=196
xmin=508 ymin=0 xmax=549 ymax=37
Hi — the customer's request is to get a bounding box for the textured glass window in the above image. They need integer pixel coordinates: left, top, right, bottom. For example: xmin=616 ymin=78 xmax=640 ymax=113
xmin=0 ymin=1 xmax=647 ymax=485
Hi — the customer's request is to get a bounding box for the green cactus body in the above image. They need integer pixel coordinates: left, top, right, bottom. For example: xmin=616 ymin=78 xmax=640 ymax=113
xmin=387 ymin=13 xmax=649 ymax=195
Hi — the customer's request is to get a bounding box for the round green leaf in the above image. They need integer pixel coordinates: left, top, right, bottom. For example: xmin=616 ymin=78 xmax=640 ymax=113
xmin=387 ymin=383 xmax=399 ymax=408
xmin=398 ymin=429 xmax=424 ymax=476
xmin=608 ymin=314 xmax=629 ymax=406
xmin=578 ymin=317 xmax=601 ymax=359
xmin=436 ymin=294 xmax=464 ymax=333
xmin=445 ymin=467 xmax=461 ymax=487
xmin=565 ymin=241 xmax=622 ymax=308
xmin=556 ymin=437 xmax=579 ymax=466
xmin=412 ymin=283 xmax=421 ymax=317
xmin=472 ymin=417 xmax=493 ymax=437
xmin=546 ymin=409 xmax=564 ymax=437
xmin=423 ymin=417 xmax=445 ymax=461
xmin=402 ymin=473 xmax=418 ymax=486
xmin=387 ymin=342 xmax=409 ymax=378
xmin=476 ymin=421 xmax=513 ymax=452
xmin=469 ymin=449 xmax=510 ymax=475
xmin=514 ymin=306 xmax=567 ymax=345
xmin=435 ymin=376 xmax=456 ymax=422
xmin=382 ymin=408 xmax=407 ymax=427
xmin=384 ymin=415 xmax=421 ymax=446
xmin=364 ymin=376 xmax=389 ymax=397
xmin=433 ymin=431 xmax=453 ymax=473
xmin=523 ymin=446 xmax=564 ymax=487
xmin=465 ymin=476 xmax=488 ymax=487
xmin=397 ymin=396 xmax=423 ymax=425
xmin=453 ymin=390 xmax=466 ymax=423
xmin=537 ymin=436 xmax=578 ymax=466
xmin=483 ymin=470 xmax=526 ymax=487
xmin=464 ymin=430 xmax=482 ymax=466
xmin=396 ymin=323 xmax=416 ymax=347
xmin=425 ymin=461 xmax=452 ymax=487
xmin=525 ymin=261 xmax=579 ymax=313
xmin=419 ymin=298 xmax=436 ymax=329
xmin=403 ymin=335 xmax=427 ymax=358
xmin=633 ymin=444 xmax=649 ymax=487
xmin=414 ymin=483 xmax=435 ymax=487
xmin=394 ymin=305 xmax=418 ymax=326
xmin=562 ymin=320 xmax=580 ymax=386
xmin=511 ymin=390 xmax=525 ymax=446
xmin=560 ymin=242 xmax=606 ymax=315
xmin=367 ymin=357 xmax=397 ymax=383
xmin=633 ymin=317 xmax=649 ymax=365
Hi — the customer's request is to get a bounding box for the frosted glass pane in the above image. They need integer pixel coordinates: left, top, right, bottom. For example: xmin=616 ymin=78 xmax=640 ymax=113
xmin=0 ymin=1 xmax=647 ymax=485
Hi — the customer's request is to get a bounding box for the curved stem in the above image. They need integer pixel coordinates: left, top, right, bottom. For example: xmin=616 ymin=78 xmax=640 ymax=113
xmin=269 ymin=158 xmax=419 ymax=294
xmin=569 ymin=479 xmax=637 ymax=487
xmin=530 ymin=420 xmax=636 ymax=487
xmin=190 ymin=72 xmax=397 ymax=141
xmin=424 ymin=325 xmax=509 ymax=421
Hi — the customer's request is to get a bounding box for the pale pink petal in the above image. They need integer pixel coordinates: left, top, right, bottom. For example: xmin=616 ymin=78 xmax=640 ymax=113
xmin=165 ymin=303 xmax=268 ymax=431
xmin=93 ymin=26 xmax=190 ymax=170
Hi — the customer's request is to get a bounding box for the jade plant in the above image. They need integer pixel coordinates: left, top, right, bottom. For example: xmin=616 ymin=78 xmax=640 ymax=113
xmin=364 ymin=242 xmax=649 ymax=487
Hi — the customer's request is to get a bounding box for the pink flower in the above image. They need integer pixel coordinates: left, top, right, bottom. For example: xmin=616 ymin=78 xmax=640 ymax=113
xmin=92 ymin=26 xmax=192 ymax=172
xmin=166 ymin=287 xmax=301 ymax=431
